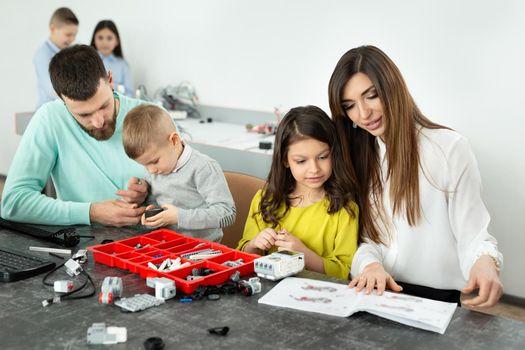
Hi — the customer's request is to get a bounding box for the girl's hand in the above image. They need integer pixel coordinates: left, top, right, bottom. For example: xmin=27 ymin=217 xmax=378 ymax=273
xmin=246 ymin=228 xmax=278 ymax=252
xmin=142 ymin=204 xmax=178 ymax=228
xmin=274 ymin=229 xmax=307 ymax=253
xmin=462 ymin=255 xmax=503 ymax=308
xmin=348 ymin=262 xmax=403 ymax=295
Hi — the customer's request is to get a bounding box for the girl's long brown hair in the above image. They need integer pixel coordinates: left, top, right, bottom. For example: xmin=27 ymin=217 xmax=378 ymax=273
xmin=259 ymin=105 xmax=360 ymax=234
xmin=328 ymin=45 xmax=447 ymax=244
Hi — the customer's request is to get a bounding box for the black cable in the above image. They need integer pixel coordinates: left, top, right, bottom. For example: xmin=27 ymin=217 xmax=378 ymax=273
xmin=41 ymin=258 xmax=96 ymax=306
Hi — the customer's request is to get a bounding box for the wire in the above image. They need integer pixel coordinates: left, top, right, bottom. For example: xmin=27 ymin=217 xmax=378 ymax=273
xmin=41 ymin=258 xmax=96 ymax=306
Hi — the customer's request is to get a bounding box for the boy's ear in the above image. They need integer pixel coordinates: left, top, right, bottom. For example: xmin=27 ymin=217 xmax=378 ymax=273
xmin=168 ymin=132 xmax=180 ymax=145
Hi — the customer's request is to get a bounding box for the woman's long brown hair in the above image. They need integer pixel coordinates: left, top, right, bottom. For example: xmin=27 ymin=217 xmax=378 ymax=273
xmin=259 ymin=105 xmax=360 ymax=234
xmin=328 ymin=46 xmax=447 ymax=244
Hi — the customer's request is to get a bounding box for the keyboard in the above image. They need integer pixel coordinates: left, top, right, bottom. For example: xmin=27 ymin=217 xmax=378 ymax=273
xmin=0 ymin=247 xmax=56 ymax=282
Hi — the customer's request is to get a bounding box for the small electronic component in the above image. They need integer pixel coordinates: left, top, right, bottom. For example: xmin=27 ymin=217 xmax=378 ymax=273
xmin=146 ymin=277 xmax=176 ymax=300
xmin=64 ymin=258 xmax=83 ymax=277
xmin=53 ymin=280 xmax=74 ymax=293
xmin=72 ymin=249 xmax=88 ymax=264
xmin=259 ymin=141 xmax=272 ymax=150
xmin=87 ymin=323 xmax=127 ymax=345
xmin=238 ymin=277 xmax=262 ymax=296
xmin=99 ymin=276 xmax=123 ymax=304
xmin=145 ymin=207 xmax=165 ymax=218
xmin=114 ymin=294 xmax=165 ymax=312
xmin=254 ymin=251 xmax=305 ymax=280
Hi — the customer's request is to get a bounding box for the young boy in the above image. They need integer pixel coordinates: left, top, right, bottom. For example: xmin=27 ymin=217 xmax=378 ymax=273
xmin=34 ymin=7 xmax=79 ymax=108
xmin=122 ymin=105 xmax=236 ymax=242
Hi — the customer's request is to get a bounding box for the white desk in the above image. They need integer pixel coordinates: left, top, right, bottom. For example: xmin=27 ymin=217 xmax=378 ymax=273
xmin=177 ymin=119 xmax=273 ymax=179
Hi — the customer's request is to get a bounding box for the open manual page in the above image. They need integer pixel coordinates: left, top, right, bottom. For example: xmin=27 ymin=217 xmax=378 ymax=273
xmin=258 ymin=277 xmax=457 ymax=334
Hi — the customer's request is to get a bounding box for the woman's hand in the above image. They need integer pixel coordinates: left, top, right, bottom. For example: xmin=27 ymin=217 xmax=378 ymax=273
xmin=274 ymin=229 xmax=308 ymax=253
xmin=348 ymin=262 xmax=403 ymax=295
xmin=142 ymin=204 xmax=178 ymax=228
xmin=462 ymin=255 xmax=503 ymax=308
xmin=245 ymin=228 xmax=278 ymax=253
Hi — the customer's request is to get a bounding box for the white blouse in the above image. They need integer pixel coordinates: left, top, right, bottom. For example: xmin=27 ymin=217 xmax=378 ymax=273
xmin=350 ymin=127 xmax=503 ymax=290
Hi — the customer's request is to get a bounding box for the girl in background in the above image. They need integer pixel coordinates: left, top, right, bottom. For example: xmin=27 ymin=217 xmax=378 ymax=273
xmin=328 ymin=45 xmax=503 ymax=306
xmin=237 ymin=105 xmax=360 ymax=280
xmin=90 ymin=20 xmax=133 ymax=96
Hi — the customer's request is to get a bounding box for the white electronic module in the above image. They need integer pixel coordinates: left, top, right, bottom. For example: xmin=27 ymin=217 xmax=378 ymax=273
xmin=254 ymin=251 xmax=305 ymax=280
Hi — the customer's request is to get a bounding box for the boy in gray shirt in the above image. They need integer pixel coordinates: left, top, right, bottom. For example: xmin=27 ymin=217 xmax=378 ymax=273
xmin=122 ymin=105 xmax=235 ymax=242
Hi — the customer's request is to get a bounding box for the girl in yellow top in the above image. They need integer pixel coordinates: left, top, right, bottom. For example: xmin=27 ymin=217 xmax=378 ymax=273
xmin=237 ymin=106 xmax=361 ymax=280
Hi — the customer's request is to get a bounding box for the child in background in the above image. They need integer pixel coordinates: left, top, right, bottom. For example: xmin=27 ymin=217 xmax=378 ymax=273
xmin=33 ymin=7 xmax=79 ymax=108
xmin=90 ymin=20 xmax=133 ymax=96
xmin=122 ymin=104 xmax=235 ymax=242
xmin=237 ymin=106 xmax=360 ymax=280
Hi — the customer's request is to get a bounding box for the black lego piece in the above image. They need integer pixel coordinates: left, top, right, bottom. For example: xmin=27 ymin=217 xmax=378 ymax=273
xmin=145 ymin=207 xmax=165 ymax=219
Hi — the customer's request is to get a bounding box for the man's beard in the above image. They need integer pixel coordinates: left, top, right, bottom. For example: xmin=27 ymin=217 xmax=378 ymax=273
xmin=79 ymin=116 xmax=117 ymax=141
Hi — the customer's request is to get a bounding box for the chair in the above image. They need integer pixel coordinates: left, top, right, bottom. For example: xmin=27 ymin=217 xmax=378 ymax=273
xmin=222 ymin=171 xmax=266 ymax=249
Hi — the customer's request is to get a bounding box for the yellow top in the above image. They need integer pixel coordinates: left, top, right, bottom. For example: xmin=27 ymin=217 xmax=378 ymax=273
xmin=237 ymin=189 xmax=359 ymax=280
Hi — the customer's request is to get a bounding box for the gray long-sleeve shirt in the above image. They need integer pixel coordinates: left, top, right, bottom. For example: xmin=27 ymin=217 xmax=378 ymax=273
xmin=145 ymin=146 xmax=235 ymax=242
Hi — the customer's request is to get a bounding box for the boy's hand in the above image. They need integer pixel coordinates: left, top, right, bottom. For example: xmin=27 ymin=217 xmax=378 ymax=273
xmin=142 ymin=204 xmax=178 ymax=228
xmin=116 ymin=177 xmax=148 ymax=205
xmin=245 ymin=228 xmax=278 ymax=253
xmin=90 ymin=200 xmax=145 ymax=226
xmin=348 ymin=262 xmax=403 ymax=295
xmin=274 ymin=229 xmax=307 ymax=253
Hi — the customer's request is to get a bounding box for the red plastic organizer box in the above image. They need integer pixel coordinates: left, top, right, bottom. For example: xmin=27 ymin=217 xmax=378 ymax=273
xmin=87 ymin=229 xmax=258 ymax=294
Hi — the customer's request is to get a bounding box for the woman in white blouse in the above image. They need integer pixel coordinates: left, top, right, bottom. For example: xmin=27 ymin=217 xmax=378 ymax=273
xmin=328 ymin=45 xmax=503 ymax=307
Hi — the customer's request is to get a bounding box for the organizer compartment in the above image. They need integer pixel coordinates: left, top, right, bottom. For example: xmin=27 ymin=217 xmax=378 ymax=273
xmin=87 ymin=229 xmax=258 ymax=293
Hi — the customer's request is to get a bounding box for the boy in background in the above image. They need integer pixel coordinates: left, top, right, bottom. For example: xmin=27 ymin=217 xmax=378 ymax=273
xmin=122 ymin=105 xmax=236 ymax=242
xmin=34 ymin=7 xmax=79 ymax=108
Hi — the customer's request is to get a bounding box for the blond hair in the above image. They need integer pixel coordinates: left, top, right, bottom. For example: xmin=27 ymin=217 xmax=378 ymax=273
xmin=123 ymin=105 xmax=177 ymax=159
xmin=50 ymin=7 xmax=79 ymax=27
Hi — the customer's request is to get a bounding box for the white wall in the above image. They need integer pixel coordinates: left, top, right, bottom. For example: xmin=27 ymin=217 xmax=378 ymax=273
xmin=1 ymin=0 xmax=524 ymax=297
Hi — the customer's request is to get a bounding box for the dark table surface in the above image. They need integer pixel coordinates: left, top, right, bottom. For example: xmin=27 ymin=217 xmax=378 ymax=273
xmin=1 ymin=225 xmax=524 ymax=350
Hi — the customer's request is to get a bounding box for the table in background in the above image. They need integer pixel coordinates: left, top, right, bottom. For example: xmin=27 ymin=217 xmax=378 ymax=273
xmin=1 ymin=225 xmax=525 ymax=350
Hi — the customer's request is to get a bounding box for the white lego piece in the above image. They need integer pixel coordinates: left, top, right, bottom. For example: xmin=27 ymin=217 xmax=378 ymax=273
xmin=254 ymin=251 xmax=305 ymax=280
xmin=54 ymin=280 xmax=74 ymax=293
xmin=99 ymin=276 xmax=123 ymax=304
xmin=87 ymin=323 xmax=127 ymax=344
xmin=64 ymin=258 xmax=83 ymax=276
xmin=146 ymin=277 xmax=176 ymax=300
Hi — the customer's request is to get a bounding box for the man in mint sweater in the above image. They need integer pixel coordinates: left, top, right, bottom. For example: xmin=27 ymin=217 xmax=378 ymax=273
xmin=1 ymin=45 xmax=148 ymax=226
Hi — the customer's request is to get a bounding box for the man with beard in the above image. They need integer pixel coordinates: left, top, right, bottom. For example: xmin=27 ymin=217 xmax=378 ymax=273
xmin=1 ymin=45 xmax=148 ymax=226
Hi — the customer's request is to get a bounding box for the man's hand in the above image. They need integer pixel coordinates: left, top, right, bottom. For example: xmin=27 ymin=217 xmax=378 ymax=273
xmin=90 ymin=200 xmax=145 ymax=226
xmin=115 ymin=177 xmax=148 ymax=205
xmin=462 ymin=255 xmax=503 ymax=308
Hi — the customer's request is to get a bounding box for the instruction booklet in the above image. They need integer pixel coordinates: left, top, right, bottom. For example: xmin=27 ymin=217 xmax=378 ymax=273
xmin=258 ymin=277 xmax=457 ymax=334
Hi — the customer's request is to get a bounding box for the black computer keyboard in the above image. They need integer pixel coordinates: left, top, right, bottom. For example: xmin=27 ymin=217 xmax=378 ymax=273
xmin=0 ymin=247 xmax=56 ymax=282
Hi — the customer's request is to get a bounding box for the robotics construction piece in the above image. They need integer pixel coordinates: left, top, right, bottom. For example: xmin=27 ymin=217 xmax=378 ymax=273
xmin=99 ymin=276 xmax=123 ymax=304
xmin=254 ymin=250 xmax=305 ymax=281
xmin=146 ymin=277 xmax=176 ymax=301
xmin=87 ymin=323 xmax=127 ymax=345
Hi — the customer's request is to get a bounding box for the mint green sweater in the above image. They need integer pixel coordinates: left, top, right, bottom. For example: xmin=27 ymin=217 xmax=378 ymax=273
xmin=1 ymin=94 xmax=145 ymax=225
